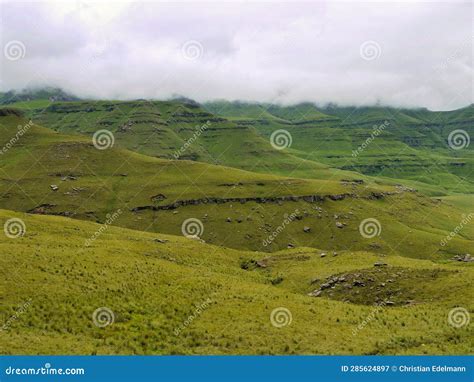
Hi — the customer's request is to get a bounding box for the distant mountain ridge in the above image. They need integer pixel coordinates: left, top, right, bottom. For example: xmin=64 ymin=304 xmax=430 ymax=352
xmin=2 ymin=88 xmax=472 ymax=195
xmin=1 ymin=86 xmax=472 ymax=113
xmin=0 ymin=87 xmax=80 ymax=105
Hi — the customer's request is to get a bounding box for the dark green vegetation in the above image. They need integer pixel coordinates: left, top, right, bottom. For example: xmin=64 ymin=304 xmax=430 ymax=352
xmin=8 ymin=92 xmax=474 ymax=195
xmin=205 ymin=101 xmax=474 ymax=195
xmin=0 ymin=90 xmax=472 ymax=355
xmin=21 ymin=99 xmax=347 ymax=181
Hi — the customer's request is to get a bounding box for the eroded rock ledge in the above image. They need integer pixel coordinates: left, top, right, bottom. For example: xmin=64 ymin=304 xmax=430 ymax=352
xmin=130 ymin=191 xmax=394 ymax=212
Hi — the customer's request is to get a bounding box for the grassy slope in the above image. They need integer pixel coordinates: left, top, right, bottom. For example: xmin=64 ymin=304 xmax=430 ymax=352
xmin=15 ymin=98 xmax=474 ymax=195
xmin=0 ymin=113 xmax=472 ymax=259
xmin=204 ymin=101 xmax=474 ymax=196
xmin=20 ymin=99 xmax=358 ymax=182
xmin=1 ymin=210 xmax=472 ymax=355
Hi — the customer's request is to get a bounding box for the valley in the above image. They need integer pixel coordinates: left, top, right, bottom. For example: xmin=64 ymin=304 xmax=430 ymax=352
xmin=0 ymin=90 xmax=472 ymax=355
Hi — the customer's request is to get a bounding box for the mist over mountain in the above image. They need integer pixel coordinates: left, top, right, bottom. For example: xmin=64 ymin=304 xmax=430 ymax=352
xmin=1 ymin=86 xmax=472 ymax=114
xmin=1 ymin=1 xmax=472 ymax=110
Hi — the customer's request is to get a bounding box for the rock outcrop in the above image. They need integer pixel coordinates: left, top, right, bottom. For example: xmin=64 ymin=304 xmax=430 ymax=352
xmin=130 ymin=191 xmax=395 ymax=212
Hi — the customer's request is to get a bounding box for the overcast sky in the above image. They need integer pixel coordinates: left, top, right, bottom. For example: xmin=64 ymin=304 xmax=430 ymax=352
xmin=0 ymin=0 xmax=472 ymax=110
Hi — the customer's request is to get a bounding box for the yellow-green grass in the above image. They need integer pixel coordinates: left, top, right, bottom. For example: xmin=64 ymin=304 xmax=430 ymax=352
xmin=438 ymin=194 xmax=474 ymax=211
xmin=0 ymin=114 xmax=472 ymax=259
xmin=1 ymin=210 xmax=472 ymax=355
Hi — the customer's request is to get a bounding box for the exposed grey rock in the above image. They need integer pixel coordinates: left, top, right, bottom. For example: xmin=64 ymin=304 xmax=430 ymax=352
xmin=129 ymin=191 xmax=397 ymax=212
xmin=303 ymin=226 xmax=311 ymax=233
xmin=61 ymin=175 xmax=77 ymax=181
xmin=453 ymin=254 xmax=473 ymax=262
xmin=27 ymin=203 xmax=57 ymax=214
xmin=150 ymin=193 xmax=167 ymax=202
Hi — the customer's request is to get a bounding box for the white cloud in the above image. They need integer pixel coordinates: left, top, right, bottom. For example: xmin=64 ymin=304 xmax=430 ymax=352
xmin=1 ymin=1 xmax=472 ymax=110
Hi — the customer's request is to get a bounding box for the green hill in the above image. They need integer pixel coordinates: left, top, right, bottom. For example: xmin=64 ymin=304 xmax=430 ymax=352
xmin=204 ymin=101 xmax=338 ymax=123
xmin=0 ymin=111 xmax=472 ymax=259
xmin=1 ymin=209 xmax=472 ymax=355
xmin=10 ymin=97 xmax=472 ymax=196
xmin=20 ymin=99 xmax=360 ymax=182
xmin=204 ymin=102 xmax=474 ymax=195
xmin=9 ymin=93 xmax=474 ymax=195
